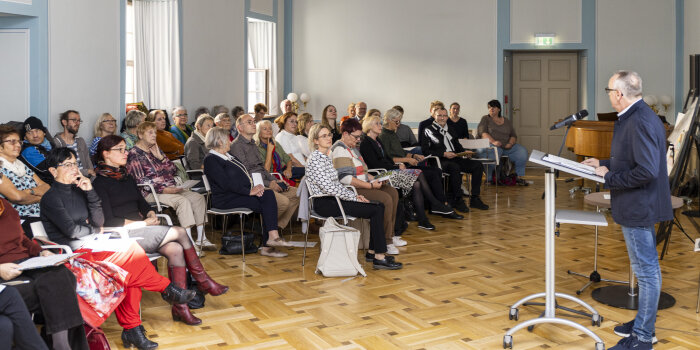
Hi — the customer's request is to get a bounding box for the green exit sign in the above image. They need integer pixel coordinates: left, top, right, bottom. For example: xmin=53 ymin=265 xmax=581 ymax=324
xmin=535 ymin=34 xmax=555 ymax=46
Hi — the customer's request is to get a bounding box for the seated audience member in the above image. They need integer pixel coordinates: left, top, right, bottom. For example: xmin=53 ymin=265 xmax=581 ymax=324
xmin=231 ymin=105 xmax=246 ymax=138
xmin=391 ymin=105 xmax=419 ymax=148
xmin=120 ymin=110 xmax=145 ymax=151
xmin=354 ymin=102 xmax=367 ymax=121
xmin=94 ymin=135 xmax=228 ymax=326
xmin=0 ymin=197 xmax=88 ymax=350
xmin=279 ymin=100 xmax=293 ymax=115
xmin=230 ymin=114 xmax=300 ymax=244
xmin=274 ymin=112 xmax=307 ymax=166
xmin=321 ymin=104 xmax=342 ymax=142
xmin=379 ymin=109 xmax=455 ymax=217
xmin=185 ymin=114 xmax=214 ymax=170
xmin=0 ymin=125 xmax=51 ymax=234
xmin=361 ymin=116 xmax=458 ymax=231
xmin=19 ymin=117 xmax=55 ymax=184
xmin=421 ymin=107 xmax=489 ymax=212
xmin=170 ymin=106 xmax=195 ymax=144
xmin=204 ymin=127 xmax=290 ymax=258
xmin=365 ymin=108 xmax=381 ymax=121
xmin=339 ymin=102 xmax=356 ymax=125
xmin=254 ymin=121 xmax=304 ymax=186
xmin=89 ymin=113 xmax=118 ymax=156
xmin=214 ymin=113 xmax=234 ymax=141
xmin=253 ymin=103 xmax=268 ymax=123
xmin=332 ymin=118 xmax=401 ymax=255
xmin=40 ymin=147 xmax=195 ymax=350
xmin=306 ymin=124 xmax=402 ymax=270
xmin=477 ymin=100 xmax=528 ymax=185
xmin=417 ymin=100 xmax=445 ymax=145
xmin=53 ymin=110 xmax=95 ymax=177
xmin=296 ymin=112 xmax=315 ymax=159
xmin=193 ymin=106 xmax=210 ymax=120
xmin=210 ymin=105 xmax=228 ymax=118
xmin=126 ymin=122 xmax=215 ymax=250
xmin=146 ymin=109 xmax=185 ymax=160
xmin=447 ymin=102 xmax=471 ymax=139
xmin=0 ymin=285 xmax=50 ymax=350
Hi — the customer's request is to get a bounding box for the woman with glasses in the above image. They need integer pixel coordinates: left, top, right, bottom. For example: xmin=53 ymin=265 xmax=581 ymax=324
xmin=331 ymin=118 xmax=402 ymax=255
xmin=254 ymin=120 xmax=304 ymax=186
xmin=89 ymin=113 xmax=118 ymax=156
xmin=185 ymin=114 xmax=215 ymax=170
xmin=94 ymin=135 xmax=228 ymax=326
xmin=306 ymin=124 xmax=402 ymax=270
xmin=40 ymin=147 xmax=196 ymax=350
xmin=0 ymin=125 xmax=51 ymax=236
xmin=126 ymin=122 xmax=213 ymax=251
xmin=476 ymin=99 xmax=528 ymax=185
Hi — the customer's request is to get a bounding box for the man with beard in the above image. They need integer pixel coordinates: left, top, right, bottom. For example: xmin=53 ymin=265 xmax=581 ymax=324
xmin=53 ymin=110 xmax=95 ymax=177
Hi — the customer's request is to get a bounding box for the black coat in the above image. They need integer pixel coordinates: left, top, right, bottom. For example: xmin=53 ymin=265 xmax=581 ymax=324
xmin=359 ymin=136 xmax=399 ymax=170
xmin=420 ymin=122 xmax=465 ymax=159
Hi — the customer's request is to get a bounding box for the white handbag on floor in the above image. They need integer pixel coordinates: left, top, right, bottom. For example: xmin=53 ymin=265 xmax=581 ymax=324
xmin=316 ymin=217 xmax=367 ymax=277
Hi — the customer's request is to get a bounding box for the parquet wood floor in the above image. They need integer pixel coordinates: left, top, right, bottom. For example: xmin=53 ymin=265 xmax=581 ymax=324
xmin=102 ymin=175 xmax=700 ymax=349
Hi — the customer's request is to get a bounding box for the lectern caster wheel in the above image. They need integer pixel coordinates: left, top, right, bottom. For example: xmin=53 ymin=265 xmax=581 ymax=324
xmin=595 ymin=341 xmax=605 ymax=350
xmin=527 ymin=324 xmax=535 ymax=332
xmin=576 ymin=290 xmax=582 ymax=295
xmin=592 ymin=314 xmax=603 ymax=327
xmin=502 ymin=335 xmax=513 ymax=349
xmin=508 ymin=308 xmax=519 ymax=321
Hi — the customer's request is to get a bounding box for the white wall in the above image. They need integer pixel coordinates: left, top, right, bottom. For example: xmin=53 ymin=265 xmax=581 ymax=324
xmin=510 ymin=0 xmax=581 ymax=44
xmin=291 ymin=0 xmax=497 ymax=124
xmin=684 ymin=0 xmax=700 ymax=98
xmin=48 ymin=0 xmax=121 ymax=140
xmin=181 ymin=0 xmax=245 ymax=118
xmin=596 ymin=0 xmax=676 ymax=119
xmin=0 ymin=29 xmax=29 ymax=122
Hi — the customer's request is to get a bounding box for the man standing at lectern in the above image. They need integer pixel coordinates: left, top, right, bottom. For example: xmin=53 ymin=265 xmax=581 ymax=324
xmin=582 ymin=71 xmax=672 ymax=350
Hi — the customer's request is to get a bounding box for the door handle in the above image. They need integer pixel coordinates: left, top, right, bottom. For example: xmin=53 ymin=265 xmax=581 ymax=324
xmin=512 ymin=108 xmax=520 ymax=115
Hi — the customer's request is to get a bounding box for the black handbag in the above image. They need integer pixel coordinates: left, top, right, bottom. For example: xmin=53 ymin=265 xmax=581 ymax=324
xmin=219 ymin=232 xmax=258 ymax=255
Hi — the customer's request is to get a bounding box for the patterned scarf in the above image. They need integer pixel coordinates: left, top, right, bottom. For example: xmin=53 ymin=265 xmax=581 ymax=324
xmin=432 ymin=121 xmax=455 ymax=152
xmin=95 ymin=161 xmax=127 ymax=180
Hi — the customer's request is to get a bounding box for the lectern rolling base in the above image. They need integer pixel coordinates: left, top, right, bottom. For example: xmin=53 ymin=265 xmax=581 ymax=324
xmin=591 ymin=286 xmax=676 ymax=310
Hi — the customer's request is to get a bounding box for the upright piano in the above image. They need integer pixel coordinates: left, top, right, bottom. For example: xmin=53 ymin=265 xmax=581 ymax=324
xmin=565 ymin=120 xmax=615 ymax=160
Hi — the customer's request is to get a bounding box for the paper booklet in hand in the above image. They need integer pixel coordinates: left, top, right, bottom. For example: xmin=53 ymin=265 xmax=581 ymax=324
xmin=177 ymin=179 xmax=200 ymax=190
xmin=542 ymin=154 xmax=596 ymax=175
xmin=17 ymin=253 xmax=83 ymax=271
xmin=371 ymin=170 xmax=395 ymax=183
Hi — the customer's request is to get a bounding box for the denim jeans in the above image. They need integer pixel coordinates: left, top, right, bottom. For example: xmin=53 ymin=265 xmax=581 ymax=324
xmin=621 ymin=225 xmax=661 ymax=343
xmin=475 ymin=143 xmax=528 ymax=179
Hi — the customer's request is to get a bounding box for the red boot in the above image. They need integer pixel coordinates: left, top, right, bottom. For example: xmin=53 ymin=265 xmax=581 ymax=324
xmin=183 ymin=247 xmax=229 ymax=296
xmin=168 ymin=266 xmax=202 ymax=325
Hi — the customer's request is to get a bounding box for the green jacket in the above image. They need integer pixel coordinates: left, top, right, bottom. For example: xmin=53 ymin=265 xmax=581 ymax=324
xmin=378 ymin=128 xmax=407 ymax=159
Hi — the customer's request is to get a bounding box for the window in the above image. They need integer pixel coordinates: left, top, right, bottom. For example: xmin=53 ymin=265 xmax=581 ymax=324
xmin=247 ymin=18 xmax=276 ymax=113
xmin=125 ymin=0 xmax=136 ymax=104
xmin=248 ymin=68 xmax=269 ymax=110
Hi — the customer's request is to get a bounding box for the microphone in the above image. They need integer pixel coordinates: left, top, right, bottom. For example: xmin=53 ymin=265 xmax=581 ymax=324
xmin=549 ymin=110 xmax=588 ymax=130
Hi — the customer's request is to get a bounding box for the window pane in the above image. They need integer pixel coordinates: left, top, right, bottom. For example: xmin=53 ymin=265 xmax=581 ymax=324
xmin=126 ymin=33 xmax=134 ymax=62
xmin=126 ymin=93 xmax=135 ymax=104
xmin=125 ymin=65 xmax=134 ymax=94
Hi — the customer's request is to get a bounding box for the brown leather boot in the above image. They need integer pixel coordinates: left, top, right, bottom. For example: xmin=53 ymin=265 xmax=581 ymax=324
xmin=182 ymin=247 xmax=229 ymax=296
xmin=167 ymin=266 xmax=202 ymax=326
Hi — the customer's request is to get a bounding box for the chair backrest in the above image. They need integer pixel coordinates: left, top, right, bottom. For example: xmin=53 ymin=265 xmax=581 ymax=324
xmin=30 ymin=221 xmax=48 ymax=239
xmin=201 ymin=174 xmax=211 ymax=192
xmin=459 ymin=138 xmax=490 ymax=149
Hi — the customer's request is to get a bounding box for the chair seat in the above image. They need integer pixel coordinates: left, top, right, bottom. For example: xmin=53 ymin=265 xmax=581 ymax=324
xmin=310 ymin=213 xmax=356 ymax=222
xmin=147 ymin=253 xmax=162 ymax=261
xmin=207 ymin=207 xmax=253 ymax=215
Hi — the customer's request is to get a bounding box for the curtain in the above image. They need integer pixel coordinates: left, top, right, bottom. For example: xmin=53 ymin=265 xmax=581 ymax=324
xmin=134 ymin=0 xmax=180 ymax=111
xmin=248 ymin=20 xmax=278 ymax=115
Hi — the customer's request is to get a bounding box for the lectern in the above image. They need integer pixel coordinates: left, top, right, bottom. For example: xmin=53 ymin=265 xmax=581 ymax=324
xmin=503 ymin=150 xmax=606 ymax=349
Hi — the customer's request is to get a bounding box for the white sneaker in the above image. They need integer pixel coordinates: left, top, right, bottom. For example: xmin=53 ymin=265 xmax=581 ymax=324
xmin=199 ymin=236 xmax=218 ymax=251
xmin=386 ymin=244 xmax=399 ymax=255
xmin=392 ymin=236 xmax=407 ymax=247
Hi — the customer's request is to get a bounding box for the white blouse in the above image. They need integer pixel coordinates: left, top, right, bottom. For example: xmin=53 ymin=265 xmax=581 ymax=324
xmin=275 ymin=130 xmax=306 ymax=166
